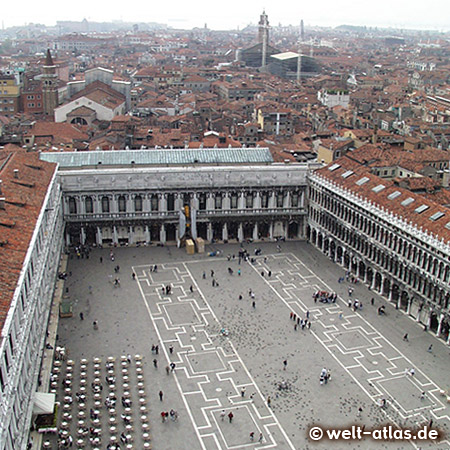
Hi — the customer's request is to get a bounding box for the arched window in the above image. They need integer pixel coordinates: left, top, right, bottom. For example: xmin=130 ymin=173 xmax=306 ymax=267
xmin=85 ymin=196 xmax=93 ymax=214
xmin=118 ymin=195 xmax=126 ymax=212
xmin=151 ymin=194 xmax=158 ymax=211
xmin=101 ymin=196 xmax=110 ymax=213
xmin=245 ymin=193 xmax=253 ymax=209
xmin=215 ymin=194 xmax=222 ymax=209
xmin=68 ymin=197 xmax=77 ymax=214
xmin=134 ymin=195 xmax=143 ymax=212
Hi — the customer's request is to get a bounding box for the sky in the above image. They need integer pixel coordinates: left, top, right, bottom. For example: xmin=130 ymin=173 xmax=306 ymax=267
xmin=3 ymin=0 xmax=450 ymax=32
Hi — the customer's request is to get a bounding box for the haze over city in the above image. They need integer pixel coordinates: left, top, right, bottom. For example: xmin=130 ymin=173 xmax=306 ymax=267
xmin=2 ymin=0 xmax=450 ymax=31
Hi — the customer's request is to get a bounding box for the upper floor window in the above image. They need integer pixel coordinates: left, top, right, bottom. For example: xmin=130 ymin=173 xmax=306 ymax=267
xmin=246 ymin=193 xmax=253 ymax=209
xmin=85 ymin=196 xmax=93 ymax=214
xmin=68 ymin=197 xmax=77 ymax=214
xmin=118 ymin=195 xmax=126 ymax=212
xmin=215 ymin=194 xmax=222 ymax=210
xmin=101 ymin=196 xmax=110 ymax=213
xmin=134 ymin=195 xmax=143 ymax=212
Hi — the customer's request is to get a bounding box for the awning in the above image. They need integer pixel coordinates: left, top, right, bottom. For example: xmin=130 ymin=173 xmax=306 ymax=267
xmin=33 ymin=392 xmax=56 ymax=415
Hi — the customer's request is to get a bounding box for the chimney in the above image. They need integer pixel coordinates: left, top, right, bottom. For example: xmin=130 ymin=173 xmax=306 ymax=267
xmin=0 ymin=197 xmax=5 ymax=210
xmin=13 ymin=169 xmax=19 ymax=179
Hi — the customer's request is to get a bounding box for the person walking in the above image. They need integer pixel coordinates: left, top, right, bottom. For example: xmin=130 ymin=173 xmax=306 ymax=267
xmin=403 ymin=333 xmax=408 ymax=341
xmin=220 ymin=410 xmax=226 ymax=421
xmin=241 ymin=387 xmax=246 ymax=397
xmin=267 ymin=396 xmax=271 ymax=407
xmin=427 ymin=344 xmax=433 ymax=353
xmin=79 ymin=312 xmax=84 ymax=320
xmin=228 ymin=411 xmax=234 ymax=423
xmin=283 ymin=359 xmax=287 ymax=370
xmin=252 ymin=301 xmax=256 ymax=308
xmin=153 ymin=359 xmax=158 ymax=368
xmin=159 ymin=390 xmax=163 ymax=401
xmin=250 ymin=432 xmax=255 ymax=441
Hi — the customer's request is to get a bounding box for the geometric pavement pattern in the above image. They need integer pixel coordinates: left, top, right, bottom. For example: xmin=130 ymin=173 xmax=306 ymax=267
xmin=133 ymin=252 xmax=450 ymax=450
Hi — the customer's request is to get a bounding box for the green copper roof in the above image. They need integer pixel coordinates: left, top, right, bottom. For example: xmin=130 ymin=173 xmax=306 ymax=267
xmin=40 ymin=148 xmax=273 ymax=167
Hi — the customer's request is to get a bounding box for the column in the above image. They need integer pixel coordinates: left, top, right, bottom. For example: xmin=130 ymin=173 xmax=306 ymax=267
xmin=96 ymin=227 xmax=102 ymax=246
xmin=253 ymin=222 xmax=259 ymax=241
xmin=436 ymin=314 xmax=444 ymax=337
xmin=283 ymin=191 xmax=291 ymax=208
xmin=191 ymin=193 xmax=199 ymax=211
xmin=160 ymin=224 xmax=166 ymax=244
xmin=207 ymin=223 xmax=213 ymax=242
xmin=145 ymin=225 xmax=150 ymax=243
xmin=222 ymin=223 xmax=228 ymax=241
xmin=129 ymin=226 xmax=135 ymax=245
xmin=269 ymin=222 xmax=274 ymax=240
xmin=223 ymin=193 xmax=231 ymax=210
xmin=254 ymin=192 xmax=262 ymax=209
xmin=206 ymin=193 xmax=214 ymax=210
xmin=297 ymin=217 xmax=304 ymax=239
xmin=237 ymin=223 xmax=244 ymax=242
xmin=143 ymin=195 xmax=151 ymax=213
xmin=396 ymin=294 xmax=401 ymax=309
xmin=127 ymin=195 xmax=133 ymax=213
xmin=282 ymin=221 xmax=287 ymax=239
xmin=370 ymin=272 xmax=377 ymax=290
xmin=406 ymin=298 xmax=412 ymax=315
xmin=65 ymin=231 xmax=71 ymax=247
xmin=79 ymin=196 xmax=86 ymax=215
xmin=238 ymin=192 xmax=245 ymax=210
xmin=80 ymin=227 xmax=86 ymax=245
xmin=93 ymin=195 xmax=100 ymax=214
xmin=159 ymin=194 xmax=167 ymax=212
xmin=268 ymin=191 xmax=276 ymax=208
xmin=174 ymin=193 xmax=182 ymax=212
xmin=113 ymin=226 xmax=118 ymax=245
xmin=379 ymin=274 xmax=384 ymax=294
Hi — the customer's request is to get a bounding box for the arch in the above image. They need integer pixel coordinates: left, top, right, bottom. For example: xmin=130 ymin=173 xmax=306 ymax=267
xmin=134 ymin=195 xmax=143 ymax=212
xmin=68 ymin=196 xmax=77 ymax=214
xmin=118 ymin=195 xmax=126 ymax=212
xmin=400 ymin=290 xmax=409 ymax=311
xmin=101 ymin=196 xmax=110 ymax=213
xmin=85 ymin=196 xmax=93 ymax=214
xmin=70 ymin=117 xmax=88 ymax=125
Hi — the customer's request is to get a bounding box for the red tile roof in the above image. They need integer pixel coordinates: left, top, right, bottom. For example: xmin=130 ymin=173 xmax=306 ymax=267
xmin=0 ymin=149 xmax=57 ymax=332
xmin=314 ymin=156 xmax=450 ymax=244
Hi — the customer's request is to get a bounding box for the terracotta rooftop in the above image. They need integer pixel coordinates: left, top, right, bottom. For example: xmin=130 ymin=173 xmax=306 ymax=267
xmin=0 ymin=149 xmax=57 ymax=332
xmin=314 ymin=156 xmax=450 ymax=245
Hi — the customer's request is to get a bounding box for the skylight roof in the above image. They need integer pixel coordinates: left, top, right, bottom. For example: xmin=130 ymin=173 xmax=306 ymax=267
xmin=415 ymin=205 xmax=429 ymax=214
xmin=429 ymin=212 xmax=445 ymax=221
xmin=387 ymin=191 xmax=402 ymax=200
xmin=341 ymin=170 xmax=354 ymax=179
xmin=328 ymin=163 xmax=341 ymax=171
xmin=372 ymin=184 xmax=386 ymax=193
xmin=355 ymin=176 xmax=369 ymax=186
xmin=401 ymin=197 xmax=415 ymax=206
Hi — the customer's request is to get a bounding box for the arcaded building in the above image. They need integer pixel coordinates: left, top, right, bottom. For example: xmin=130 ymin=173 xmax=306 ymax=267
xmin=308 ymin=156 xmax=450 ymax=343
xmin=0 ymin=149 xmax=63 ymax=449
xmin=40 ymin=148 xmax=316 ymax=247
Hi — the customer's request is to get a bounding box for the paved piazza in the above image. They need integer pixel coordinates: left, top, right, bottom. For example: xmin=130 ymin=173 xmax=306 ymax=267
xmin=54 ymin=241 xmax=450 ymax=449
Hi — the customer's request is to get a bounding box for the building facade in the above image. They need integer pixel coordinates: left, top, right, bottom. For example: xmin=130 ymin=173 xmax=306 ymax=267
xmin=40 ymin=149 xmax=316 ymax=248
xmin=0 ymin=152 xmax=64 ymax=449
xmin=308 ymin=158 xmax=450 ymax=344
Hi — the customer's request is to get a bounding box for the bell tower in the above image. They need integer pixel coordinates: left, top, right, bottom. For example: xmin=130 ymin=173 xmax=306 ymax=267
xmin=258 ymin=10 xmax=269 ymax=44
xmin=42 ymin=49 xmax=58 ymax=116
